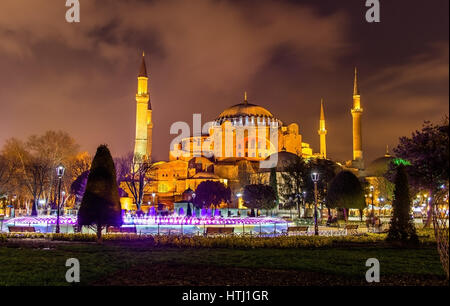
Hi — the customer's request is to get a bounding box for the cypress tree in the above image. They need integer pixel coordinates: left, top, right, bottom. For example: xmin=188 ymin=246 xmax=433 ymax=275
xmin=77 ymin=145 xmax=122 ymax=243
xmin=186 ymin=202 xmax=192 ymax=217
xmin=387 ymin=165 xmax=418 ymax=243
xmin=269 ymin=167 xmax=279 ymax=205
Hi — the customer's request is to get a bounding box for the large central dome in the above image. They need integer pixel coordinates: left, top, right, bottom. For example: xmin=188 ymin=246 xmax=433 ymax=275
xmin=216 ymin=93 xmax=274 ymax=122
xmin=217 ymin=102 xmax=274 ymax=119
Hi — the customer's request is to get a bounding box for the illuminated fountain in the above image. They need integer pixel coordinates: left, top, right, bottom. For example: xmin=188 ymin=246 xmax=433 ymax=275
xmin=2 ymin=215 xmax=288 ymax=235
xmin=5 ymin=216 xmax=77 ymax=226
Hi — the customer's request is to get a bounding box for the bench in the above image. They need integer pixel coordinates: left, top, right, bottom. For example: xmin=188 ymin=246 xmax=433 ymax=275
xmin=205 ymin=227 xmax=234 ymax=236
xmin=284 ymin=226 xmax=309 ymax=235
xmin=344 ymin=224 xmax=359 ymax=235
xmin=107 ymin=226 xmax=137 ymax=234
xmin=8 ymin=226 xmax=36 ymax=233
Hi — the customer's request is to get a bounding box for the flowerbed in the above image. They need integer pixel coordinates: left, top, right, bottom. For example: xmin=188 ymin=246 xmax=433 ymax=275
xmin=0 ymin=231 xmax=436 ymax=248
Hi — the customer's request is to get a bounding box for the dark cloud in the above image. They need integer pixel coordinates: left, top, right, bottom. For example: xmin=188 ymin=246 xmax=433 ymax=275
xmin=0 ymin=0 xmax=448 ymax=165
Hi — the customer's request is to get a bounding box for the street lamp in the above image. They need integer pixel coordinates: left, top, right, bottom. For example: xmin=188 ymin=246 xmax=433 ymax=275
xmin=55 ymin=164 xmax=65 ymax=234
xmin=379 ymin=197 xmax=384 ymax=219
xmin=190 ymin=192 xmax=196 ymax=217
xmin=236 ymin=193 xmax=242 ymax=215
xmin=61 ymin=191 xmax=66 ymax=215
xmin=311 ymin=171 xmax=320 ymax=236
xmin=370 ymin=185 xmax=375 ymax=227
xmin=302 ymin=191 xmax=307 ymax=218
xmin=11 ymin=195 xmax=17 ymax=217
xmin=288 ymin=196 xmax=293 ymax=219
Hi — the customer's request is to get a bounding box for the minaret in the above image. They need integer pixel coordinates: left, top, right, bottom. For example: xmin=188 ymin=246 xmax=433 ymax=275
xmin=146 ymin=58 xmax=153 ymax=161
xmin=351 ymin=67 xmax=363 ymax=163
xmin=318 ymin=98 xmax=327 ymax=159
xmin=134 ymin=52 xmax=150 ymax=159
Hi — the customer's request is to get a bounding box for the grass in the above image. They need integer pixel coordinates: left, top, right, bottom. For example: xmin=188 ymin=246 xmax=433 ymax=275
xmin=0 ymin=239 xmax=446 ymax=286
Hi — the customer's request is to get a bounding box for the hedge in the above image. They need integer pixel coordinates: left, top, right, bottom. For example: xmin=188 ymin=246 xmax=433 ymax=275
xmin=0 ymin=229 xmax=436 ymax=248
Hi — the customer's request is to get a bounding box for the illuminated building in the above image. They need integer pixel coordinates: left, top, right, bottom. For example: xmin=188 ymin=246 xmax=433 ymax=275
xmin=170 ymin=92 xmax=310 ymax=161
xmin=350 ymin=67 xmax=364 ymax=169
xmin=126 ymin=56 xmax=371 ymax=210
xmin=133 ymin=52 xmax=153 ymax=160
xmin=318 ymin=98 xmax=327 ymax=159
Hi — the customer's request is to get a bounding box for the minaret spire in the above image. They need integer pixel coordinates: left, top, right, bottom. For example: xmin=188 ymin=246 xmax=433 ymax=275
xmin=353 ymin=67 xmax=359 ymax=96
xmin=320 ymin=98 xmax=325 ymax=120
xmin=134 ymin=52 xmax=152 ymax=160
xmin=351 ymin=67 xmax=363 ymax=167
xmin=138 ymin=52 xmax=148 ymax=77
xmin=318 ymin=98 xmax=327 ymax=159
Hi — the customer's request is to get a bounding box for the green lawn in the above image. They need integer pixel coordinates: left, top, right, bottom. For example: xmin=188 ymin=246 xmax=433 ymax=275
xmin=0 ymin=240 xmax=446 ymax=286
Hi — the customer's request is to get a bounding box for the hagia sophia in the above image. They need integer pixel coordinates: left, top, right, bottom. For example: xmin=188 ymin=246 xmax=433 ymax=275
xmin=121 ymin=54 xmax=389 ymax=212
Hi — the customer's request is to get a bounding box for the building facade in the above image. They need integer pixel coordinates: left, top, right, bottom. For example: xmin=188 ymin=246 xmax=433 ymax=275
xmin=126 ymin=55 xmax=367 ymax=211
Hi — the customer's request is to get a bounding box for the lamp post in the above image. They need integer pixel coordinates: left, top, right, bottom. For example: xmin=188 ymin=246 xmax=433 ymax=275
xmin=296 ymin=193 xmax=301 ymax=219
xmin=236 ymin=193 xmax=242 ymax=206
xmin=311 ymin=172 xmax=320 ymax=236
xmin=55 ymin=164 xmax=65 ymax=234
xmin=370 ymin=185 xmax=374 ymax=227
xmin=302 ymin=191 xmax=307 ymax=218
xmin=61 ymin=192 xmax=66 ymax=215
xmin=288 ymin=196 xmax=293 ymax=219
xmin=192 ymin=192 xmax=196 ymax=217
xmin=378 ymin=197 xmax=384 ymax=219
xmin=152 ymin=192 xmax=156 ymax=210
xmin=236 ymin=193 xmax=242 ymax=216
xmin=11 ymin=195 xmax=17 ymax=216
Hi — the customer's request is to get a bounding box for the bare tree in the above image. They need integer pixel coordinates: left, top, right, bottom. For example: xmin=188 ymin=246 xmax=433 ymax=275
xmin=374 ymin=176 xmax=394 ymax=203
xmin=25 ymin=156 xmax=52 ymax=215
xmin=2 ymin=139 xmax=52 ymax=215
xmin=0 ymin=154 xmax=12 ymax=195
xmin=64 ymin=152 xmax=92 ymax=210
xmin=27 ymin=131 xmax=79 ymax=206
xmin=2 ymin=132 xmax=80 ymax=215
xmin=280 ymin=158 xmax=308 ymax=213
xmin=69 ymin=151 xmax=92 ymax=179
xmin=116 ymin=153 xmax=153 ymax=211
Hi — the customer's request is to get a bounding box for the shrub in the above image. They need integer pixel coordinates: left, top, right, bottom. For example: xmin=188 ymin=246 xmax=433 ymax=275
xmin=326 ymin=171 xmax=365 ymax=216
xmin=78 ymin=145 xmax=122 ymax=243
xmin=2 ymin=231 xmax=436 ymax=248
xmin=387 ymin=165 xmax=419 ymax=244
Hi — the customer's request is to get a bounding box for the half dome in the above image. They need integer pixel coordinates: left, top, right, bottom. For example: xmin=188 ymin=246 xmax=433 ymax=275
xmin=366 ymin=155 xmax=395 ymax=177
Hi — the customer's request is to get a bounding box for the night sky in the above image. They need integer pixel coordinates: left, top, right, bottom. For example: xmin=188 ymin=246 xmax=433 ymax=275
xmin=0 ymin=0 xmax=448 ymax=164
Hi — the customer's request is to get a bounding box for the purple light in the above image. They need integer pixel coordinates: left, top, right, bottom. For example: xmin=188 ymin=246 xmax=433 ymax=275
xmin=5 ymin=215 xmax=287 ymax=227
xmin=6 ymin=216 xmax=77 ymax=225
xmin=121 ymin=216 xmax=287 ymax=226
